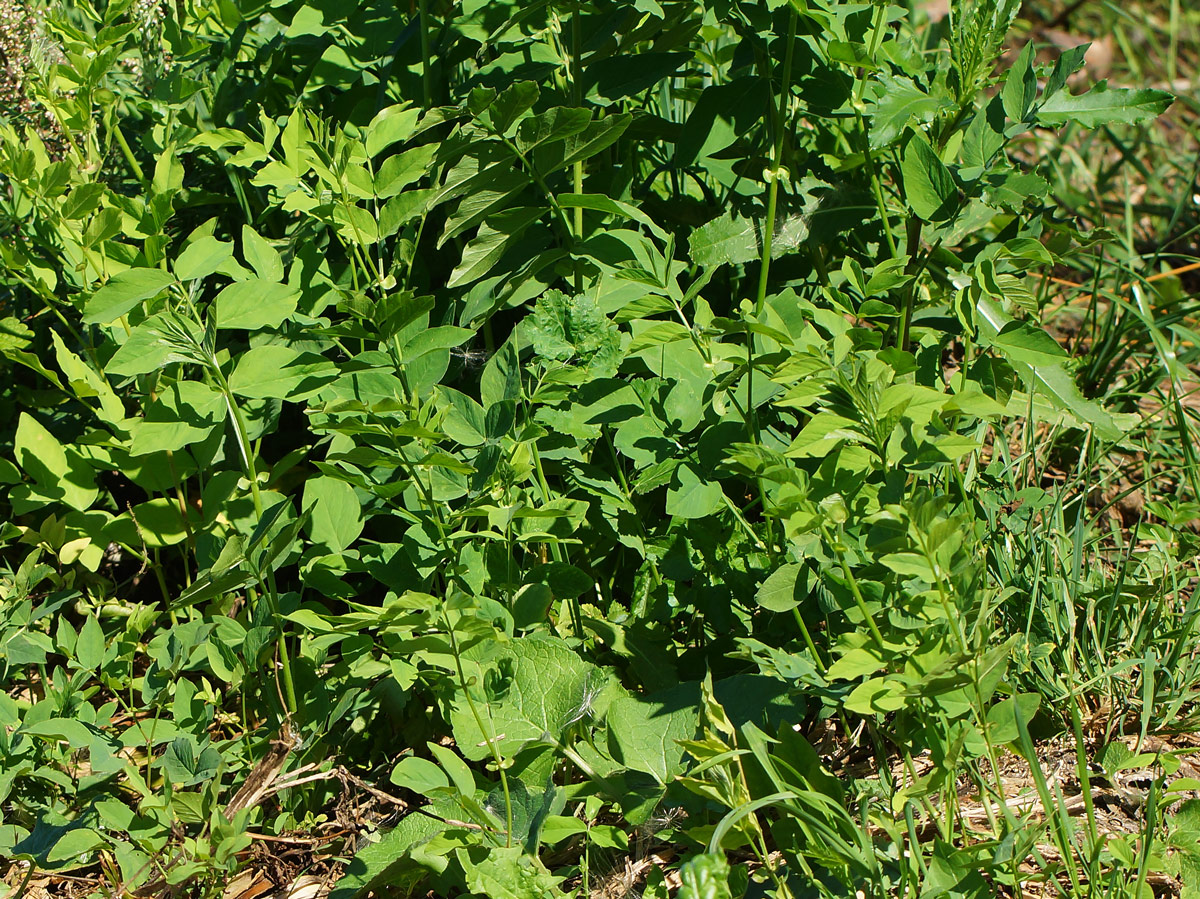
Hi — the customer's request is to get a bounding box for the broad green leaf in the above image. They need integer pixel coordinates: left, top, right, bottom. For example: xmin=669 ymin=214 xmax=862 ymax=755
xmin=666 ymin=463 xmax=723 ymax=519
xmin=688 ymin=211 xmax=759 ymax=269
xmin=459 ymin=847 xmax=562 ymax=899
xmin=517 ymin=107 xmax=592 ymax=153
xmin=526 ymin=290 xmax=623 ymax=377
xmin=376 ymin=144 xmax=438 ymax=198
xmin=229 ymin=346 xmax=338 ymax=400
xmin=541 ymin=113 xmax=633 ymax=173
xmin=449 ymin=634 xmax=610 ymax=761
xmin=365 ymin=104 xmax=419 ymax=157
xmin=869 ymin=74 xmax=946 ymax=149
xmin=51 ymin=332 xmax=123 ymax=424
xmin=173 ymin=236 xmax=233 ymax=282
xmin=678 ymin=852 xmax=732 ymax=899
xmin=481 ymin=340 xmax=521 ymax=407
xmin=989 ymin=320 xmax=1068 ymax=367
xmin=75 ymin=615 xmax=106 ymax=672
xmin=756 ymin=563 xmax=802 ymax=612
xmin=14 ymin=413 xmax=98 ymax=511
xmin=214 ymin=280 xmax=300 ymax=330
xmin=302 ymin=476 xmax=363 ymax=552
xmin=470 ymin=81 xmax=540 ymax=136
xmin=607 ymin=683 xmax=699 ymax=784
xmin=83 ymin=269 xmax=175 ymax=325
xmin=558 ymin=193 xmax=669 ymax=242
xmin=986 ymin=693 xmax=1041 ymax=744
xmin=241 ymin=225 xmax=284 ymax=281
xmin=448 ymin=207 xmax=543 ymax=288
xmin=902 ymin=132 xmax=958 ymax=222
xmin=161 ymin=735 xmax=221 ymax=786
xmin=1001 ymin=42 xmax=1037 ymax=123
xmin=108 ymin=498 xmax=195 ymax=548
xmin=22 ymin=718 xmax=95 ymax=745
xmin=390 ymin=756 xmax=450 ymax=796
xmin=1038 ymin=81 xmax=1173 ymax=128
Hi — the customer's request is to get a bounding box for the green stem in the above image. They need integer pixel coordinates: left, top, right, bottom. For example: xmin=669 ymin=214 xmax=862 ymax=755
xmin=752 ymin=8 xmax=797 ymax=317
xmin=112 ymin=122 xmax=148 ymax=190
xmin=418 ymin=0 xmax=432 ymax=108
xmin=444 ymin=606 xmax=514 ymax=845
xmin=210 ymin=362 xmax=298 ymax=716
xmin=822 ymin=524 xmax=886 ymax=650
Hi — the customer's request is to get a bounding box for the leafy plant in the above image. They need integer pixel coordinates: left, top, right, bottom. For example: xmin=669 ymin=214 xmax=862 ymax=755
xmin=0 ymin=0 xmax=1192 ymax=897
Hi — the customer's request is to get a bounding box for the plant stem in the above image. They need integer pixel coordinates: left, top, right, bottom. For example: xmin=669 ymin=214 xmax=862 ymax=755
xmin=418 ymin=0 xmax=432 ymax=108
xmin=210 ymin=361 xmax=298 ymax=717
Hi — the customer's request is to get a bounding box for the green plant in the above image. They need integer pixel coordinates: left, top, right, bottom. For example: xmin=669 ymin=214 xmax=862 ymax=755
xmin=0 ymin=0 xmax=1194 ymax=897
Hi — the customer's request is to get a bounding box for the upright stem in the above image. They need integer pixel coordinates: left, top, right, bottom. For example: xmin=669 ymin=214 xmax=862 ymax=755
xmin=418 ymin=0 xmax=432 ymax=108
xmin=211 ymin=362 xmax=298 ymax=717
xmin=752 ymin=9 xmax=797 ymax=318
xmin=571 ymin=5 xmax=585 ymax=291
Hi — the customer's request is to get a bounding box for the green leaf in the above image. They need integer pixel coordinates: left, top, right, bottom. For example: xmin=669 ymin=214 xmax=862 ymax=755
xmin=541 ymin=113 xmax=633 ymax=173
xmin=22 ymin=718 xmax=95 ymax=745
xmin=666 ymin=463 xmax=723 ymax=520
xmin=75 ymin=615 xmax=106 ymax=672
xmin=1038 ymin=81 xmax=1173 ymax=128
xmin=678 ymin=852 xmax=732 ymax=899
xmin=481 ymin=340 xmax=521 ymax=408
xmin=458 ymin=847 xmax=562 ymax=899
xmin=173 ymin=236 xmax=234 ymax=282
xmin=83 ymin=269 xmax=175 ymax=325
xmin=214 ymin=280 xmax=301 ymax=330
xmin=161 ymin=735 xmax=221 ymax=786
xmin=869 ymin=74 xmax=946 ymax=149
xmin=229 ymin=346 xmax=338 ymax=400
xmin=607 ymin=683 xmax=699 ymax=784
xmin=14 ymin=413 xmax=98 ymax=511
xmin=449 ymin=634 xmax=610 ymax=760
xmin=526 ymin=290 xmax=623 ymax=377
xmin=977 ymin=297 xmax=1125 ymax=441
xmin=448 ymin=207 xmax=543 ymax=288
xmin=365 ymin=104 xmax=419 ymax=157
xmin=558 ymin=193 xmax=669 ymax=242
xmin=902 ymin=132 xmax=958 ymax=222
xmin=688 ymin=211 xmax=759 ymax=269
xmin=390 ymin=756 xmax=450 ymax=796
xmin=1001 ymin=42 xmax=1037 ymax=123
xmin=241 ymin=225 xmax=285 ymax=281
xmin=470 ymin=81 xmax=540 ymax=136
xmin=756 ymin=563 xmax=802 ymax=612
xmin=517 ymin=107 xmax=592 ymax=154
xmin=302 ymin=476 xmax=364 ymax=552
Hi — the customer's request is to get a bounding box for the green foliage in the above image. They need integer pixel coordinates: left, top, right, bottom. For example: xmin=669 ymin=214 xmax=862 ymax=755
xmin=0 ymin=0 xmax=1189 ymax=897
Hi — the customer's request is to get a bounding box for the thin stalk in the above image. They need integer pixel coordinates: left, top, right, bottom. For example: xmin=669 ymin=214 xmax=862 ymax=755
xmin=418 ymin=0 xmax=432 ymax=108
xmin=443 ymin=606 xmax=514 ymax=846
xmin=210 ymin=362 xmax=298 ymax=716
xmin=112 ymin=122 xmax=148 ymax=190
xmin=822 ymin=524 xmax=886 ymax=650
xmin=752 ymin=8 xmax=797 ymax=317
xmin=531 ymin=443 xmax=584 ymax=636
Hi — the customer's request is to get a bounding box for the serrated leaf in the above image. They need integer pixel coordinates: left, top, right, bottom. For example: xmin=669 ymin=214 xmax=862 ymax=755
xmin=1038 ymin=81 xmax=1173 ymax=128
xmin=869 ymin=74 xmax=946 ymax=149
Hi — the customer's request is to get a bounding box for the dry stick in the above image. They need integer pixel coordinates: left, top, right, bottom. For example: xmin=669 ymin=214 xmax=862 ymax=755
xmin=1043 ymin=260 xmax=1200 ymax=304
